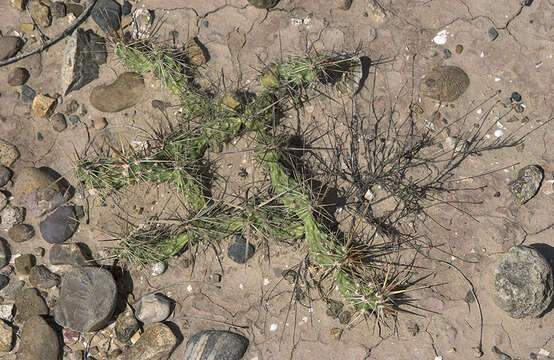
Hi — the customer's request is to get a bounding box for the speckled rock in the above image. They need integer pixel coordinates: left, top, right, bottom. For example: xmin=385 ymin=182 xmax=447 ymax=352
xmin=16 ymin=316 xmax=61 ymax=360
xmin=420 ymin=66 xmax=469 ymax=102
xmin=90 ymin=72 xmax=144 ymax=112
xmin=40 ymin=206 xmax=78 ymax=244
xmin=0 ymin=140 xmax=20 ymax=167
xmin=507 ymin=165 xmax=544 ymax=205
xmin=14 ymin=288 xmax=49 ymax=322
xmin=119 ymin=322 xmax=177 ymax=360
xmin=0 ymin=205 xmax=25 ymax=228
xmin=13 ymin=167 xmax=67 ymax=218
xmin=115 ymin=306 xmax=139 ymax=343
xmin=183 ymin=330 xmax=249 ymax=360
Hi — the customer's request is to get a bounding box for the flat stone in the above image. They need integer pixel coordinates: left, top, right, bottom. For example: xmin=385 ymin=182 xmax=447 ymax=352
xmin=0 ymin=319 xmax=14 ymax=352
xmin=420 ymin=66 xmax=470 ymax=102
xmin=247 ymin=0 xmax=279 ymax=8
xmin=90 ymin=72 xmax=144 ymax=112
xmin=0 ymin=280 xmax=24 ymax=301
xmin=16 ymin=316 xmax=61 ymax=360
xmin=54 ymin=267 xmax=117 ymax=332
xmin=13 ymin=167 xmax=67 ymax=218
xmin=227 ymin=235 xmax=255 ymax=264
xmin=8 ymin=224 xmax=35 ymax=243
xmin=115 ymin=306 xmax=139 ymax=342
xmin=91 ymin=0 xmax=121 ymax=32
xmin=0 ymin=239 xmax=9 ymax=268
xmin=28 ymin=0 xmax=52 ymax=28
xmin=0 ymin=165 xmax=12 ymax=187
xmin=14 ymin=254 xmax=35 ymax=275
xmin=62 ymin=28 xmax=107 ymax=95
xmin=40 ymin=206 xmax=78 ymax=244
xmin=8 ymin=67 xmax=30 ymax=86
xmin=135 ymin=293 xmax=172 ymax=324
xmin=0 ymin=140 xmax=20 ymax=167
xmin=119 ymin=323 xmax=177 ymax=360
xmin=14 ymin=288 xmax=49 ymax=322
xmin=49 ymin=243 xmax=89 ymax=265
xmin=1 ymin=206 xmax=26 ymax=229
xmin=0 ymin=36 xmax=24 ymax=60
xmin=492 ymin=245 xmax=553 ymax=318
xmin=507 ymin=165 xmax=543 ymax=205
xmin=51 ymin=112 xmax=67 ymax=132
xmin=29 ymin=265 xmax=60 ymax=289
xmin=183 ymin=330 xmax=249 ymax=360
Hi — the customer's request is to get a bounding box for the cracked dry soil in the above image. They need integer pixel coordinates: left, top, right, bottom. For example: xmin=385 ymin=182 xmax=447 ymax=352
xmin=0 ymin=0 xmax=553 ymax=359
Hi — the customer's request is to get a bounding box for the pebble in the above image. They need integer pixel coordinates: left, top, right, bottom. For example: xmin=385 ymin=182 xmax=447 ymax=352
xmin=29 ymin=264 xmax=60 ymax=289
xmin=511 ymin=92 xmax=522 ymax=102
xmin=0 ymin=165 xmax=11 ymax=187
xmin=14 ymin=287 xmax=49 ymax=322
xmin=40 ymin=205 xmax=78 ymax=243
xmin=90 ymin=72 xmax=145 ymax=112
xmin=69 ymin=114 xmax=80 ymax=126
xmin=0 ymin=36 xmax=24 ymax=60
xmin=91 ymin=0 xmax=122 ymax=32
xmin=93 ymin=117 xmax=108 ymax=130
xmin=7 ymin=67 xmax=29 ymax=86
xmin=8 ymin=223 xmax=35 ymax=242
xmin=135 ymin=293 xmax=172 ymax=324
xmin=247 ymin=0 xmax=280 ymax=8
xmin=183 ymin=330 xmax=249 ymax=360
xmin=443 ymin=49 xmax=452 ymax=59
xmin=49 ymin=242 xmax=89 ymax=265
xmin=14 ymin=253 xmax=36 ymax=275
xmin=20 ymin=85 xmax=36 ymax=103
xmin=21 ymin=23 xmax=35 ymax=32
xmin=0 ymin=140 xmax=19 ymax=168
xmin=0 ymin=319 xmax=14 ymax=351
xmin=488 ymin=27 xmax=499 ymax=41
xmin=54 ymin=267 xmax=117 ymax=332
xmin=119 ymin=323 xmax=177 ymax=360
xmin=151 ymin=261 xmax=166 ymax=276
xmin=492 ymin=245 xmax=553 ymax=318
xmin=0 ymin=205 xmax=26 ymax=228
xmin=28 ymin=0 xmax=52 ymax=27
xmin=455 ymin=44 xmax=463 ymax=54
xmin=51 ymin=1 xmax=66 ymax=17
xmin=51 ymin=112 xmax=67 ymax=132
xmin=13 ymin=167 xmax=67 ymax=218
xmin=227 ymin=235 xmax=255 ymax=264
xmin=115 ymin=306 xmax=139 ymax=343
xmin=32 ymin=94 xmax=57 ymax=117
xmin=17 ymin=315 xmax=61 ymax=360
xmin=507 ymin=165 xmax=543 ymax=205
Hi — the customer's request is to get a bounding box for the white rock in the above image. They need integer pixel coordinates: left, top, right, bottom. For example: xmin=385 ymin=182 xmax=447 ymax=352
xmin=135 ymin=293 xmax=172 ymax=324
xmin=433 ymin=30 xmax=448 ymax=45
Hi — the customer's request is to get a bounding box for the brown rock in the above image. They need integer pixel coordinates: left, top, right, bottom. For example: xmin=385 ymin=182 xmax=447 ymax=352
xmin=0 ymin=140 xmax=19 ymax=167
xmin=51 ymin=113 xmax=67 ymax=132
xmin=16 ymin=316 xmax=60 ymax=360
xmin=420 ymin=66 xmax=469 ymax=102
xmin=13 ymin=167 xmax=67 ymax=218
xmin=0 ymin=36 xmax=24 ymax=60
xmin=8 ymin=67 xmax=30 ymax=86
xmin=14 ymin=288 xmax=49 ymax=322
xmin=119 ymin=323 xmax=177 ymax=360
xmin=28 ymin=0 xmax=52 ymax=28
xmin=32 ymin=94 xmax=56 ymax=117
xmin=90 ymin=72 xmax=144 ymax=113
xmin=92 ymin=117 xmax=108 ymax=130
xmin=185 ymin=38 xmax=208 ymax=66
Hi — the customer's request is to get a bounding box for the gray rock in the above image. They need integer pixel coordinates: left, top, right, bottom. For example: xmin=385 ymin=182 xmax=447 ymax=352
xmin=8 ymin=224 xmax=35 ymax=243
xmin=227 ymin=235 xmax=255 ymax=264
xmin=16 ymin=315 xmax=61 ymax=360
xmin=28 ymin=0 xmax=52 ymax=28
xmin=20 ymin=85 xmax=36 ymax=104
xmin=0 ymin=238 xmax=9 ymax=268
xmin=0 ymin=280 xmax=24 ymax=301
xmin=14 ymin=288 xmax=49 ymax=322
xmin=0 ymin=192 xmax=7 ymax=212
xmin=90 ymin=72 xmax=144 ymax=112
xmin=0 ymin=275 xmax=9 ymax=291
xmin=29 ymin=265 xmax=60 ymax=289
xmin=62 ymin=28 xmax=107 ymax=96
xmin=135 ymin=293 xmax=172 ymax=324
xmin=0 ymin=165 xmax=12 ymax=187
xmin=488 ymin=27 xmax=499 ymax=41
xmin=0 ymin=140 xmax=20 ymax=167
xmin=0 ymin=319 xmax=14 ymax=352
xmin=13 ymin=167 xmax=68 ymax=218
xmin=0 ymin=36 xmax=24 ymax=60
xmin=0 ymin=205 xmax=25 ymax=228
xmin=115 ymin=307 xmax=139 ymax=342
xmin=184 ymin=330 xmax=249 ymax=360
xmin=54 ymin=267 xmax=117 ymax=332
xmin=40 ymin=206 xmax=78 ymax=244
xmin=492 ymin=245 xmax=553 ymax=318
xmin=14 ymin=254 xmax=35 ymax=275
xmin=8 ymin=67 xmax=29 ymax=86
xmin=247 ymin=0 xmax=280 ymax=9
xmin=91 ymin=0 xmax=121 ymax=32
xmin=507 ymin=165 xmax=543 ymax=205
xmin=119 ymin=322 xmax=177 ymax=360
xmin=51 ymin=1 xmax=66 ymax=17
xmin=49 ymin=243 xmax=89 ymax=265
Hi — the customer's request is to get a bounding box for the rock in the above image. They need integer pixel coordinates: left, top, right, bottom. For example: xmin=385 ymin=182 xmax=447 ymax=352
xmin=0 ymin=275 xmax=9 ymax=291
xmin=91 ymin=0 xmax=121 ymax=32
xmin=21 ymin=23 xmax=35 ymax=32
xmin=29 ymin=265 xmax=60 ymax=289
xmin=135 ymin=293 xmax=172 ymax=324
xmin=511 ymin=92 xmax=522 ymax=102
xmin=62 ymin=28 xmax=107 ymax=95
xmin=455 ymin=44 xmax=463 ymax=54
xmin=28 ymin=0 xmax=52 ymax=28
xmin=66 ymin=3 xmax=83 ymax=16
xmin=507 ymin=165 xmax=543 ymax=205
xmin=16 ymin=316 xmax=61 ymax=360
xmin=132 ymin=8 xmax=154 ymax=39
xmin=492 ymin=245 xmax=553 ymax=318
xmin=420 ymin=66 xmax=470 ymax=102
xmin=14 ymin=254 xmax=35 ymax=275
xmin=1 ymin=205 xmax=26 ymax=229
xmin=183 ymin=330 xmax=249 ymax=360
xmin=0 ymin=140 xmax=20 ymax=167
xmin=185 ymin=38 xmax=208 ymax=66
xmin=0 ymin=303 xmax=14 ymax=321
xmin=335 ymin=0 xmax=353 ymax=10
xmin=40 ymin=206 xmax=78 ymax=244
xmin=443 ymin=48 xmax=452 ymax=59
xmin=68 ymin=114 xmax=80 ymax=127
xmin=54 ymin=267 xmax=117 ymax=332
xmin=62 ymin=327 xmax=80 ymax=345
xmin=51 ymin=1 xmax=66 ymax=17
xmin=0 ymin=166 xmax=11 ymax=187
xmin=13 ymin=167 xmax=67 ymax=218
xmin=92 ymin=117 xmax=108 ymax=130
xmin=14 ymin=288 xmax=49 ymax=322
xmin=227 ymin=235 xmax=255 ymax=264
xmin=119 ymin=323 xmax=177 ymax=360
xmin=32 ymin=94 xmax=56 ymax=117
xmin=0 ymin=319 xmax=14 ymax=351
xmin=122 ymin=0 xmax=131 ymax=15
xmin=488 ymin=27 xmax=499 ymax=41
xmin=51 ymin=112 xmax=67 ymax=132
xmin=90 ymin=72 xmax=145 ymax=112
xmin=0 ymin=192 xmax=7 ymax=212
xmin=151 ymin=261 xmax=166 ymax=276
xmin=115 ymin=307 xmax=139 ymax=343
xmin=8 ymin=67 xmax=30 ymax=86
xmin=49 ymin=243 xmax=89 ymax=265
xmin=8 ymin=224 xmax=35 ymax=243
xmin=20 ymin=85 xmax=36 ymax=103
xmin=0 ymin=280 xmax=24 ymax=301
xmin=247 ymin=0 xmax=279 ymax=9
xmin=0 ymin=239 xmax=9 ymax=268
xmin=11 ymin=0 xmax=26 ymax=11
xmin=0 ymin=36 xmax=24 ymax=60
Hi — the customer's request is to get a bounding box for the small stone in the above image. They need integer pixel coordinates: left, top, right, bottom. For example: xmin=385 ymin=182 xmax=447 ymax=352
xmin=32 ymin=94 xmax=57 ymax=117
xmin=443 ymin=49 xmax=452 ymax=59
xmin=135 ymin=293 xmax=172 ymax=324
xmin=1 ymin=205 xmax=26 ymax=228
xmin=0 ymin=280 xmax=24 ymax=301
xmin=28 ymin=0 xmax=52 ymax=28
xmin=0 ymin=165 xmax=12 ymax=187
xmin=21 ymin=23 xmax=35 ymax=32
xmin=510 ymin=92 xmax=522 ymax=102
xmin=17 ymin=315 xmax=61 ymax=360
xmin=7 ymin=67 xmax=30 ymax=86
xmin=507 ymin=165 xmax=543 ymax=205
xmin=0 ymin=36 xmax=24 ymax=60
xmin=90 ymin=72 xmax=145 ymax=112
xmin=185 ymin=37 xmax=208 ymax=66
xmin=522 ymin=0 xmax=533 ymax=6
xmin=40 ymin=205 xmax=78 ymax=244
xmin=115 ymin=307 xmax=139 ymax=343
xmin=14 ymin=253 xmax=36 ymax=275
xmin=13 ymin=167 xmax=68 ymax=218
xmin=51 ymin=1 xmax=66 ymax=17
xmin=29 ymin=264 xmax=60 ymax=289
xmin=14 ymin=288 xmax=49 ymax=322
xmin=55 ymin=267 xmax=117 ymax=332
xmin=91 ymin=0 xmax=122 ymax=32
xmin=151 ymin=261 xmax=166 ymax=276
xmin=51 ymin=112 xmax=67 ymax=132
xmin=335 ymin=0 xmax=353 ymax=10
xmin=119 ymin=323 xmax=177 ymax=360
xmin=93 ymin=117 xmax=108 ymax=130
xmin=183 ymin=330 xmax=248 ymax=360
xmin=329 ymin=327 xmax=343 ymax=341
xmin=227 ymin=235 xmax=255 ymax=264
xmin=68 ymin=114 xmax=80 ymax=127
xmin=247 ymin=0 xmax=279 ymax=9
xmin=0 ymin=192 xmax=7 ymax=212
xmin=62 ymin=327 xmax=80 ymax=345
xmin=488 ymin=27 xmax=499 ymax=41
xmin=455 ymin=44 xmax=463 ymax=54
xmin=65 ymin=99 xmax=79 ymax=114
xmin=8 ymin=224 xmax=35 ymax=243
xmin=49 ymin=243 xmax=89 ymax=265
xmin=0 ymin=140 xmax=19 ymax=167
xmin=20 ymin=85 xmax=36 ymax=103
xmin=492 ymin=245 xmax=553 ymax=318
xmin=132 ymin=8 xmax=154 ymax=39
xmin=420 ymin=66 xmax=469 ymax=102
xmin=0 ymin=319 xmax=14 ymax=351
xmin=36 ymin=132 xmax=44 ymax=141
xmin=122 ymin=0 xmax=132 ymax=15
xmin=0 ymin=239 xmax=9 ymax=268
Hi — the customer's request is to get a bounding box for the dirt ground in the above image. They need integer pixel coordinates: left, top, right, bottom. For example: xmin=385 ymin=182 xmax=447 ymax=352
xmin=0 ymin=0 xmax=553 ymax=359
